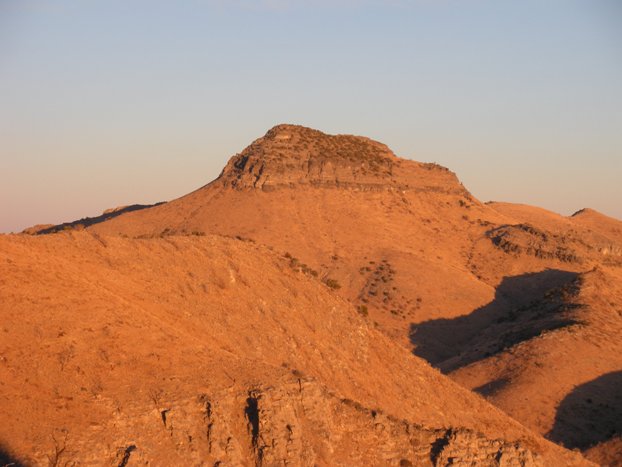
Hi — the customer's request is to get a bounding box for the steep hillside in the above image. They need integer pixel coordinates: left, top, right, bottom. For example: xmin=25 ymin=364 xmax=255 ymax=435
xmin=0 ymin=232 xmax=584 ymax=465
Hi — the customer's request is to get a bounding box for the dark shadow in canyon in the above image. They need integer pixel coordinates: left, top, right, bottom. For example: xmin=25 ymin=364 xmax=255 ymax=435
xmin=409 ymin=269 xmax=581 ymax=372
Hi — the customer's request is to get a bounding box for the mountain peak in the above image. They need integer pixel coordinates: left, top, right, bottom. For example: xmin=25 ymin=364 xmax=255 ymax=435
xmin=217 ymin=124 xmax=417 ymax=191
xmin=262 ymin=123 xmax=392 ymax=154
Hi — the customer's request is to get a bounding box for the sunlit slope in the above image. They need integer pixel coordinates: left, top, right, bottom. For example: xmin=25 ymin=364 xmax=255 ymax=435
xmin=0 ymin=232 xmax=586 ymax=465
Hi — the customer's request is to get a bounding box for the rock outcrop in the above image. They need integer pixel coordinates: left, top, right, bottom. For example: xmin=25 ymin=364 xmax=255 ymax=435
xmin=217 ymin=124 xmax=469 ymax=196
xmin=23 ymin=377 xmax=544 ymax=466
xmin=487 ymin=223 xmax=583 ymax=263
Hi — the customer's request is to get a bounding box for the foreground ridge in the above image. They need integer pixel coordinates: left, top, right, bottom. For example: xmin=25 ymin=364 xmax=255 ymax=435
xmin=0 ymin=232 xmax=586 ymax=465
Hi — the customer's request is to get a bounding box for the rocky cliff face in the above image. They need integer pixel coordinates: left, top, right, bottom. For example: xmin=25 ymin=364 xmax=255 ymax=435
xmin=31 ymin=377 xmax=542 ymax=466
xmin=217 ymin=124 xmax=470 ymax=196
xmin=218 ymin=124 xmax=398 ymax=190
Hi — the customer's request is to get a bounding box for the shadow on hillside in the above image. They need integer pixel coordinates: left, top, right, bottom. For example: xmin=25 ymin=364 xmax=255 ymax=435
xmin=472 ymin=377 xmax=511 ymax=397
xmin=32 ymin=202 xmax=165 ymax=235
xmin=409 ymin=269 xmax=580 ymax=372
xmin=0 ymin=443 xmax=23 ymax=466
xmin=548 ymin=371 xmax=622 ymax=450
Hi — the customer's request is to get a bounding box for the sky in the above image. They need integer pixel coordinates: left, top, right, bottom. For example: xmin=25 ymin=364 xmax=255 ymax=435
xmin=1 ymin=0 xmax=620 ymax=232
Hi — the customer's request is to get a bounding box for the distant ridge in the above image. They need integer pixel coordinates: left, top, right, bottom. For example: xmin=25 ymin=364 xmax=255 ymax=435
xmin=23 ymin=202 xmax=165 ymax=235
xmin=571 ymin=207 xmax=621 ymax=222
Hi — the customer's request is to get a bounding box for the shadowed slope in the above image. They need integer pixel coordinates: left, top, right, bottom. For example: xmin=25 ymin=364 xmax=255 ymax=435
xmin=447 ymin=267 xmax=622 ymax=456
xmin=0 ymin=444 xmax=23 ymax=467
xmin=409 ymin=269 xmax=581 ymax=368
xmin=548 ymin=371 xmax=622 ymax=450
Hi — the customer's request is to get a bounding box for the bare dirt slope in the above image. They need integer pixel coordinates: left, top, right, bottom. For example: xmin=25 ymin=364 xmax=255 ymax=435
xmin=0 ymin=232 xmax=585 ymax=465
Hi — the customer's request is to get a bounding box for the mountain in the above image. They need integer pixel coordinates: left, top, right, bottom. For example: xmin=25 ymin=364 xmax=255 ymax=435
xmin=18 ymin=123 xmax=622 ymax=463
xmin=0 ymin=232 xmax=584 ymax=465
xmin=88 ymin=124 xmax=510 ymax=343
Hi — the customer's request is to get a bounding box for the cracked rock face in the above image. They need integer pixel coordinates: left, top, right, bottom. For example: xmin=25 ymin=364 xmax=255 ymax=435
xmin=219 ymin=124 xmax=398 ymax=190
xmin=32 ymin=378 xmax=542 ymax=466
xmin=217 ymin=124 xmax=466 ymax=195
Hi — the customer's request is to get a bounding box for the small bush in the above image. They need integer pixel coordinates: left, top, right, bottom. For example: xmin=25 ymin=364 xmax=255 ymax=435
xmin=324 ymin=278 xmax=341 ymax=290
xmin=357 ymin=305 xmax=368 ymax=317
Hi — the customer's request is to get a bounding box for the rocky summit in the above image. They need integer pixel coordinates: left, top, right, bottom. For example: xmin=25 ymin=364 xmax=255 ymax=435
xmin=217 ymin=124 xmax=469 ymax=196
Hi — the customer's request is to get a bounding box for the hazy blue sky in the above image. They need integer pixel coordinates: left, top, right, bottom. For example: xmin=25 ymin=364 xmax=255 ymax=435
xmin=1 ymin=0 xmax=620 ymax=232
